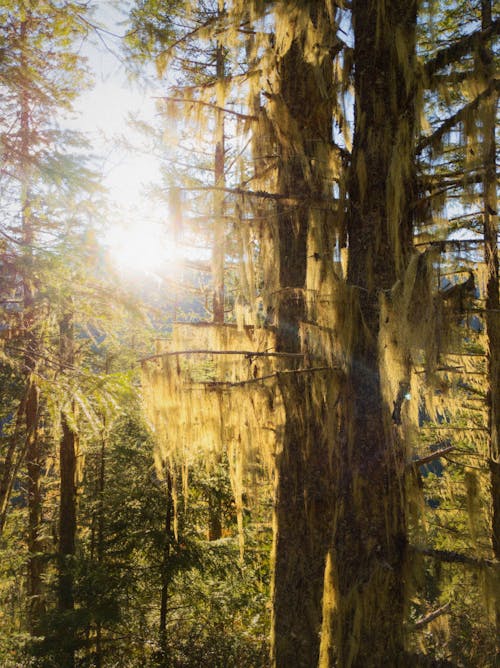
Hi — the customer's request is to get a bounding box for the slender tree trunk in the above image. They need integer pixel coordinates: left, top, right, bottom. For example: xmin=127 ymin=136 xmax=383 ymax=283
xmin=158 ymin=469 xmax=173 ymax=663
xmin=26 ymin=380 xmax=43 ymax=634
xmin=57 ymin=307 xmax=77 ymax=667
xmin=270 ymin=6 xmax=336 ymax=664
xmin=19 ymin=15 xmax=46 ymax=636
xmin=322 ymin=2 xmax=417 ymax=665
xmin=212 ymin=0 xmax=226 ymax=326
xmin=94 ymin=424 xmax=106 ymax=668
xmin=207 ymin=0 xmax=227 ymax=542
xmin=480 ymin=0 xmax=500 ymax=651
xmin=0 ymin=389 xmax=28 ymax=533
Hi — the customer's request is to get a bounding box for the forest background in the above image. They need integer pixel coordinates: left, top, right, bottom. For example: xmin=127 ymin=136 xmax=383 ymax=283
xmin=0 ymin=0 xmax=498 ymax=667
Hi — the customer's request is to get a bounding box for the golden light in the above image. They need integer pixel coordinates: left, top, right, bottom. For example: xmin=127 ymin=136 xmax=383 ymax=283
xmin=104 ymin=218 xmax=181 ymax=277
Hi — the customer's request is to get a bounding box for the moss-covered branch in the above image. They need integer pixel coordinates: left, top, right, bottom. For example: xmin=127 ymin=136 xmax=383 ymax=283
xmin=417 ymin=79 xmax=500 ymax=153
xmin=424 ymin=19 xmax=500 ymax=79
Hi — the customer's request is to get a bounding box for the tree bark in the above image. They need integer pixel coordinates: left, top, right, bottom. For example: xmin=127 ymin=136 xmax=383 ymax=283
xmin=322 ymin=1 xmax=417 ymax=665
xmin=480 ymin=0 xmax=500 ymax=652
xmin=270 ymin=6 xmax=336 ymax=664
xmin=57 ymin=307 xmax=77 ymax=668
xmin=19 ymin=15 xmax=46 ymax=636
xmin=212 ymin=0 xmax=226 ymax=326
xmin=158 ymin=469 xmax=174 ymax=663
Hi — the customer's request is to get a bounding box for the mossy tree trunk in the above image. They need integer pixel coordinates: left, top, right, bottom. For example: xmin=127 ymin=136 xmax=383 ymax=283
xmin=322 ymin=1 xmax=417 ymax=665
xmin=270 ymin=6 xmax=336 ymax=665
xmin=480 ymin=0 xmax=500 ymax=649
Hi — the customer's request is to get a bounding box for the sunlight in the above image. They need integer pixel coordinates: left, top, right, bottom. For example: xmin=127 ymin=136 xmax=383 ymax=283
xmin=104 ymin=218 xmax=181 ymax=277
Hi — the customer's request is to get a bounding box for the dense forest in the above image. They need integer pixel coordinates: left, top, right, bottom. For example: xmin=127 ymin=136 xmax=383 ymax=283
xmin=0 ymin=0 xmax=498 ymax=666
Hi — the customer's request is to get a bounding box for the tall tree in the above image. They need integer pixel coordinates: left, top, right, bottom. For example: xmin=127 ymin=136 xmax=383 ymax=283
xmin=0 ymin=0 xmax=93 ymax=643
xmin=265 ymin=3 xmax=339 ymax=666
xmin=479 ymin=0 xmax=500 ymax=648
xmin=322 ymin=1 xmax=418 ymax=665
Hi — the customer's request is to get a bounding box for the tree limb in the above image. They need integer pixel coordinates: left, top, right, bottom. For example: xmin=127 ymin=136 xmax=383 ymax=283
xmin=411 ymin=445 xmax=455 ymax=468
xmin=413 ymin=546 xmax=498 ymax=568
xmin=424 ymin=19 xmax=500 ymax=79
xmin=413 ymin=602 xmax=451 ymax=630
xmin=417 ymin=79 xmax=500 ymax=153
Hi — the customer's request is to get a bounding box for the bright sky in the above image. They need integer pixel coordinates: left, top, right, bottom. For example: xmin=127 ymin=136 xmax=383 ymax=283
xmin=66 ymin=1 xmax=181 ymax=278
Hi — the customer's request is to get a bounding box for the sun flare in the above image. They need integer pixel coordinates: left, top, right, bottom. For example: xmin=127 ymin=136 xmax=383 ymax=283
xmin=104 ymin=219 xmax=180 ymax=277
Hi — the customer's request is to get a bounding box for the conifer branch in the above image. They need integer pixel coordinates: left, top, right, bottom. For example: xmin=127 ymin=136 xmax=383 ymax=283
xmin=424 ymin=19 xmax=500 ymax=79
xmin=414 ymin=546 xmax=497 ymax=568
xmin=156 ymin=96 xmax=257 ymax=121
xmin=417 ymin=79 xmax=500 ymax=153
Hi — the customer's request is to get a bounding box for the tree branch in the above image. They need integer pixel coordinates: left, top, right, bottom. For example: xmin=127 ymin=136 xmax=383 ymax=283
xmin=417 ymin=79 xmax=500 ymax=153
xmin=156 ymin=96 xmax=257 ymax=121
xmin=196 ymin=366 xmax=337 ymax=389
xmin=424 ymin=19 xmax=500 ymax=79
xmin=413 ymin=602 xmax=451 ymax=630
xmin=141 ymin=349 xmax=305 ymax=363
xmin=411 ymin=444 xmax=454 ymax=468
xmin=414 ymin=546 xmax=497 ymax=568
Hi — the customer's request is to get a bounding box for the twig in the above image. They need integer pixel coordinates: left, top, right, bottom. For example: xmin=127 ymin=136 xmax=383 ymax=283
xmin=413 ymin=602 xmax=451 ymax=630
xmin=411 ymin=445 xmax=454 ymax=468
xmin=195 ymin=366 xmax=338 ymax=389
xmin=141 ymin=349 xmax=305 ymax=363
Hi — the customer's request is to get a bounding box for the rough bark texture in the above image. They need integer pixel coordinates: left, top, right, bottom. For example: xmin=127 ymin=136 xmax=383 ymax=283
xmin=480 ymin=0 xmax=500 ymax=651
xmin=270 ymin=7 xmax=336 ymax=664
xmin=322 ymin=1 xmax=417 ymax=665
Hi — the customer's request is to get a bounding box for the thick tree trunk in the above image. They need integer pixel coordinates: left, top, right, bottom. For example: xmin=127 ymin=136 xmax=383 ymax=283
xmin=480 ymin=0 xmax=500 ymax=651
xmin=322 ymin=1 xmax=417 ymax=665
xmin=270 ymin=7 xmax=336 ymax=664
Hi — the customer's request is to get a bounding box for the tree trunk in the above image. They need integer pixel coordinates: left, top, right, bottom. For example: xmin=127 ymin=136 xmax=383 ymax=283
xmin=480 ymin=0 xmax=500 ymax=651
xmin=158 ymin=469 xmax=174 ymax=663
xmin=322 ymin=1 xmax=417 ymax=665
xmin=26 ymin=379 xmax=44 ymax=634
xmin=212 ymin=0 xmax=226 ymax=326
xmin=19 ymin=15 xmax=46 ymax=636
xmin=57 ymin=307 xmax=77 ymax=668
xmin=270 ymin=6 xmax=336 ymax=664
xmin=94 ymin=425 xmax=107 ymax=668
xmin=0 ymin=389 xmax=28 ymax=534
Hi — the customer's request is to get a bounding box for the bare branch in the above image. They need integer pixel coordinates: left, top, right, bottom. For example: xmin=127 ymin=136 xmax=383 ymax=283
xmin=141 ymin=349 xmax=305 ymax=363
xmin=413 ymin=602 xmax=451 ymax=630
xmin=411 ymin=445 xmax=455 ymax=468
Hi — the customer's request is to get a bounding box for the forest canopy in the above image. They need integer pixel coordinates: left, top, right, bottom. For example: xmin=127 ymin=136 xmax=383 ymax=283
xmin=0 ymin=0 xmax=498 ymax=667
